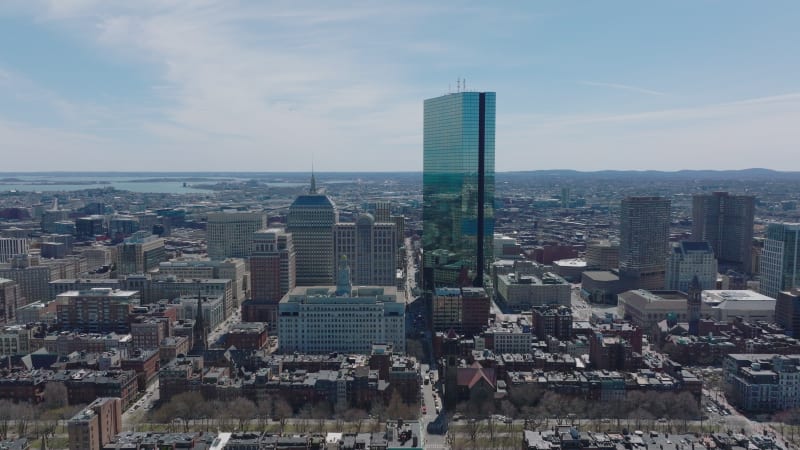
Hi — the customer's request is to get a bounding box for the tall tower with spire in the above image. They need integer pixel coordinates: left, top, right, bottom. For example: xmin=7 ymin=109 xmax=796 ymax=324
xmin=688 ymin=274 xmax=702 ymax=336
xmin=287 ymin=171 xmax=338 ymax=285
xmin=309 ymin=165 xmax=317 ymax=194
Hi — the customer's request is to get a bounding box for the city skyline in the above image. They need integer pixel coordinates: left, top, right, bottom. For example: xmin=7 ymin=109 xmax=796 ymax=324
xmin=1 ymin=2 xmax=799 ymax=172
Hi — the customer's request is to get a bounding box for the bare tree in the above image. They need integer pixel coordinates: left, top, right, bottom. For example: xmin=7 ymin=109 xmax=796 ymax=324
xmin=0 ymin=400 xmax=13 ymax=439
xmin=228 ymin=398 xmax=257 ymax=430
xmin=274 ymin=397 xmax=293 ymax=434
xmin=465 ymin=418 xmax=482 ymax=445
xmin=15 ymin=403 xmax=35 ymax=437
xmin=486 ymin=416 xmax=497 ymax=442
xmin=42 ymin=382 xmax=69 ymax=409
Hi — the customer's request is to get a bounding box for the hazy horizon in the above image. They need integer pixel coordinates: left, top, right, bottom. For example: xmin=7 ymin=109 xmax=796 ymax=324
xmin=1 ymin=2 xmax=799 ymax=171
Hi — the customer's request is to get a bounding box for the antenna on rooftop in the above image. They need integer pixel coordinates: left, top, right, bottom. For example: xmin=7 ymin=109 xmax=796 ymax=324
xmin=464 ymin=78 xmax=466 ymax=91
xmin=457 ymin=78 xmax=461 ymax=93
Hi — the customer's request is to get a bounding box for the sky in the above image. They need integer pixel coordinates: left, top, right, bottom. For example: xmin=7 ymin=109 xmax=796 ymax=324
xmin=0 ymin=1 xmax=799 ymax=172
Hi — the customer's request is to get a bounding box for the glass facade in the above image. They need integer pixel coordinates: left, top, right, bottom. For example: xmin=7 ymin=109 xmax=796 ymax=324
xmin=423 ymin=92 xmax=495 ymax=289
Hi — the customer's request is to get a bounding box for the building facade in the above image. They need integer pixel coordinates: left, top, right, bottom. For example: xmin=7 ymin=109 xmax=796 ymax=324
xmin=0 ymin=238 xmax=29 ymax=263
xmin=115 ymin=232 xmax=166 ymax=276
xmin=665 ymin=241 xmax=718 ymax=293
xmin=0 ymin=278 xmax=22 ymax=325
xmin=431 ymin=287 xmax=491 ymax=336
xmin=334 ymin=214 xmax=397 ymax=286
xmin=422 ymin=91 xmax=495 ymax=290
xmin=759 ymin=223 xmax=800 ymax=299
xmin=692 ymin=192 xmax=755 ymax=273
xmin=619 ymin=197 xmax=671 ymax=290
xmin=286 ymin=180 xmax=337 ymax=286
xmin=245 ymin=228 xmax=296 ymax=326
xmin=56 ymin=288 xmax=139 ymax=333
xmin=206 ymin=210 xmax=267 ymax=260
xmin=278 ymin=262 xmax=405 ymax=353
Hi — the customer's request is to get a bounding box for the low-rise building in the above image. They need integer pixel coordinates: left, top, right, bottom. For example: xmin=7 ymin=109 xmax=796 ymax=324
xmin=496 ymin=271 xmax=570 ymax=310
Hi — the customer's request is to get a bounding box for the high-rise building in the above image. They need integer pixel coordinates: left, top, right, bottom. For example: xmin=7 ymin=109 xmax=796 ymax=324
xmin=206 ymin=210 xmax=267 ymax=260
xmin=56 ymin=288 xmax=139 ymax=333
xmin=422 ymin=91 xmax=495 ymax=289
xmin=287 ymin=176 xmax=337 ymax=285
xmin=334 ymin=214 xmax=397 ymax=286
xmin=0 ymin=278 xmax=22 ymax=325
xmin=116 ymin=231 xmax=166 ymax=276
xmin=75 ymin=216 xmax=106 ymax=241
xmin=0 ymin=255 xmax=51 ymax=304
xmin=244 ymin=228 xmax=296 ymax=326
xmin=665 ymin=241 xmax=718 ymax=292
xmin=0 ymin=238 xmax=29 ymax=263
xmin=619 ymin=197 xmax=671 ymax=290
xmin=431 ymin=287 xmax=491 ymax=336
xmin=759 ymin=223 xmax=800 ymax=299
xmin=776 ymin=290 xmax=800 ymax=337
xmin=692 ymin=192 xmax=755 ymax=273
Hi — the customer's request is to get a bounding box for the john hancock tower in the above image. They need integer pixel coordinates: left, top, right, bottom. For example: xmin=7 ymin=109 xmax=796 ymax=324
xmin=422 ymin=91 xmax=495 ymax=290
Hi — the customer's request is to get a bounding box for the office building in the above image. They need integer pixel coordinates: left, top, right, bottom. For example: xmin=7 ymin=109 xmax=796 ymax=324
xmin=495 ymin=271 xmax=571 ymax=310
xmin=0 ymin=278 xmax=22 ymax=325
xmin=109 ymin=215 xmax=140 ymax=242
xmin=40 ymin=241 xmax=67 ymax=259
xmin=422 ymin=91 xmax=495 ymax=289
xmin=692 ymin=192 xmax=755 ymax=273
xmin=334 ymin=214 xmax=397 ymax=286
xmin=759 ymin=223 xmax=800 ymax=299
xmin=56 ymin=288 xmax=139 ymax=333
xmin=0 ymin=256 xmax=52 ymax=304
xmin=206 ymin=210 xmax=267 ymax=260
xmin=286 ymin=176 xmax=337 ymax=285
xmin=532 ymin=304 xmax=573 ymax=341
xmin=665 ymin=241 xmax=718 ymax=292
xmin=278 ymin=257 xmax=404 ymax=353
xmin=244 ymin=228 xmax=296 ymax=325
xmin=115 ymin=231 xmax=166 ymax=276
xmin=0 ymin=238 xmax=29 ymax=263
xmin=585 ymin=240 xmax=619 ymax=271
xmin=75 ymin=216 xmax=106 ymax=241
xmin=776 ymin=290 xmax=800 ymax=338
xmin=431 ymin=287 xmax=491 ymax=336
xmin=619 ymin=197 xmax=671 ymax=290
xmin=157 ymin=258 xmax=247 ymax=308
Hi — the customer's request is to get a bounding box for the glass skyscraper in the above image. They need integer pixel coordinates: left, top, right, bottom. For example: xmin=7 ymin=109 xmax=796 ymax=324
xmin=422 ymin=91 xmax=495 ymax=290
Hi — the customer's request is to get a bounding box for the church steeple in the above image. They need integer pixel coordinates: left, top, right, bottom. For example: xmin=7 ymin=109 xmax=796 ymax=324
xmin=688 ymin=274 xmax=702 ymax=336
xmin=193 ymin=293 xmax=207 ymax=354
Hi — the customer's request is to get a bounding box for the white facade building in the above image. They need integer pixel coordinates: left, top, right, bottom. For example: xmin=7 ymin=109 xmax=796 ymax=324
xmin=279 ymin=261 xmax=404 ymax=354
xmin=206 ymin=210 xmax=267 ymax=260
xmin=665 ymin=241 xmax=718 ymax=292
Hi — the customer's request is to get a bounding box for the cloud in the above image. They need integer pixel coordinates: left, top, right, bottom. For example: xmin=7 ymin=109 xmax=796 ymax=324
xmin=579 ymin=81 xmax=668 ymax=97
xmin=499 ymin=92 xmax=800 ymax=171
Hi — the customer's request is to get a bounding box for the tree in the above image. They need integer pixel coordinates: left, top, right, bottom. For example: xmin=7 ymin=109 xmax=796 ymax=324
xmin=228 ymin=398 xmax=257 ymax=430
xmin=42 ymin=382 xmax=69 ymax=409
xmin=386 ymin=391 xmax=407 ymax=419
xmin=465 ymin=418 xmax=483 ymax=445
xmin=274 ymin=397 xmax=293 ymax=434
xmin=15 ymin=403 xmax=35 ymax=437
xmin=0 ymin=400 xmax=13 ymax=439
